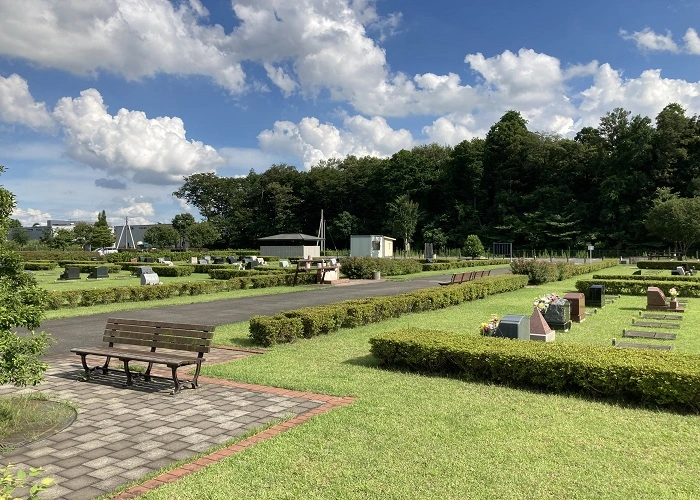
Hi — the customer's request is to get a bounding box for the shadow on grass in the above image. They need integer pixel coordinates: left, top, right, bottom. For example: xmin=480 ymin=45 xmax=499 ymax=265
xmin=343 ymin=354 xmax=381 ymax=368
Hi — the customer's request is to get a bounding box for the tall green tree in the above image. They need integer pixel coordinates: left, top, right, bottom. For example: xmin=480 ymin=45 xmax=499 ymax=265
xmin=72 ymin=221 xmax=93 ymax=249
xmin=645 ymin=197 xmax=700 ymax=255
xmin=171 ymin=213 xmax=196 ymax=248
xmin=0 ymin=165 xmax=51 ymax=386
xmin=386 ymin=195 xmax=419 ymax=255
xmin=9 ymin=228 xmax=29 ymax=248
xmin=91 ymin=210 xmax=114 ymax=249
xmin=185 ymin=222 xmax=220 ymax=249
xmin=143 ymin=225 xmax=179 ymax=248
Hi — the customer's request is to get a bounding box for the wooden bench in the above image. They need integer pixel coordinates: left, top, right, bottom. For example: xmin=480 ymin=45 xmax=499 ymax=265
xmin=70 ymin=318 xmax=215 ymax=395
xmin=438 ymin=269 xmax=491 ymax=286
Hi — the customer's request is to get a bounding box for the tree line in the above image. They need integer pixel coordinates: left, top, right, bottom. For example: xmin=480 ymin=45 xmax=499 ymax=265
xmin=174 ymin=104 xmax=700 ymax=254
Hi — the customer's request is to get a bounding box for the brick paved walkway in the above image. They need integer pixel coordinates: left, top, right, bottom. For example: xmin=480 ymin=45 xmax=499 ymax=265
xmin=0 ymin=350 xmax=353 ymax=499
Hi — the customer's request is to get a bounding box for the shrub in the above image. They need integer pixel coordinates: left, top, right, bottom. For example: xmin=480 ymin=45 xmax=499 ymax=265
xmin=510 ymin=259 xmax=618 ymax=285
xmin=576 ymin=278 xmax=700 ymax=297
xmin=22 ymin=261 xmax=58 ymax=271
xmin=637 ymin=260 xmax=690 ymax=270
xmin=462 ymin=235 xmax=485 ymax=258
xmin=369 ymin=328 xmax=700 ymax=412
xmin=421 ymin=259 xmax=509 ymax=271
xmin=341 ymin=257 xmax=422 ymax=279
xmin=248 ymin=274 xmax=528 ymax=346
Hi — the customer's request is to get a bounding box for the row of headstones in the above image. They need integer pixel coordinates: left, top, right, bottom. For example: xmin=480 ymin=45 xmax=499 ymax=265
xmin=495 ymin=292 xmax=588 ymax=343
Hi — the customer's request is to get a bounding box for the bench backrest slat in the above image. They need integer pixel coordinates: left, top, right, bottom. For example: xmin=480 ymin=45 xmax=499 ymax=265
xmin=104 ymin=318 xmax=215 ymax=353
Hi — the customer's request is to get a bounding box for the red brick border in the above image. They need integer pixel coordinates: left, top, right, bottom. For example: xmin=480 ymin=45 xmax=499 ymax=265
xmin=111 ymin=376 xmax=355 ymax=499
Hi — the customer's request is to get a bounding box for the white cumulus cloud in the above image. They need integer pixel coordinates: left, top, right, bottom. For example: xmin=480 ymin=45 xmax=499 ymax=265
xmin=11 ymin=207 xmax=52 ymax=226
xmin=0 ymin=74 xmax=54 ymax=130
xmin=620 ymin=28 xmax=679 ymax=52
xmin=685 ymin=28 xmax=700 ymax=55
xmin=258 ymin=115 xmax=413 ymax=168
xmin=0 ymin=0 xmax=246 ymax=93
xmin=52 ymin=88 xmax=225 ymax=184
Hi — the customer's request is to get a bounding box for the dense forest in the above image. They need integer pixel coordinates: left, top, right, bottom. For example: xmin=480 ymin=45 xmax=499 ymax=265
xmin=174 ymin=104 xmax=700 ymax=254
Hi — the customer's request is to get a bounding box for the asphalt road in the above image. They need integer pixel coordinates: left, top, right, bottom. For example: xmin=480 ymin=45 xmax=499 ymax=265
xmin=35 ymin=268 xmax=511 ymax=358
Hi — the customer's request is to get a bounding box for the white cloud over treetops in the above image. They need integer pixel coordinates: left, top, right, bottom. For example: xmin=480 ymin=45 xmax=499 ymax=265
xmin=1 ymin=2 xmax=700 ymax=176
xmin=620 ymin=27 xmax=700 ymax=54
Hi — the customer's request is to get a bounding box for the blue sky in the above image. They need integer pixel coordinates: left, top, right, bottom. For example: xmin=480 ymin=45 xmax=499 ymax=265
xmin=1 ymin=0 xmax=699 ymax=227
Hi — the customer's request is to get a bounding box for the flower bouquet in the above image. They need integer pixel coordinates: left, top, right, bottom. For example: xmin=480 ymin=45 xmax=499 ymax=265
xmin=480 ymin=314 xmax=499 ymax=336
xmin=533 ymin=293 xmax=560 ymax=314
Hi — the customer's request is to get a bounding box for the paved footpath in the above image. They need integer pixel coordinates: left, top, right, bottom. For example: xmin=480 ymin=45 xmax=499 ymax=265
xmin=2 ymin=270 xmax=508 ymax=499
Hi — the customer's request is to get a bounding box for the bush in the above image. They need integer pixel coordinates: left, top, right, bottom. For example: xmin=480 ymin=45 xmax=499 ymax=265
xmin=248 ymin=274 xmax=528 ymax=346
xmin=23 ymin=261 xmax=58 ymax=271
xmin=510 ymin=259 xmax=618 ymax=285
xmin=369 ymin=328 xmax=700 ymax=412
xmin=149 ymin=265 xmax=194 ymax=277
xmin=462 ymin=235 xmax=485 ymax=258
xmin=637 ymin=260 xmax=691 ymax=270
xmin=340 ymin=257 xmax=423 ymax=279
xmin=421 ymin=259 xmax=509 ymax=271
xmin=576 ymin=278 xmax=700 ymax=297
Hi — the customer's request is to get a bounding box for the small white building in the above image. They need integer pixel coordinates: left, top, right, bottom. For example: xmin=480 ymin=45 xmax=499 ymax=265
xmin=259 ymin=233 xmax=323 ymax=259
xmin=350 ymin=235 xmax=395 ymax=258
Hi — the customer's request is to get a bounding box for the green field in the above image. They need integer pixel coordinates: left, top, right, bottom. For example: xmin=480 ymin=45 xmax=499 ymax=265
xmin=115 ymin=264 xmax=700 ymax=499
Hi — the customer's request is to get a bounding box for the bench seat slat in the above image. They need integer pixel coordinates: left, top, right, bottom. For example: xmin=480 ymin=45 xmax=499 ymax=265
xmin=101 ymin=336 xmax=211 ymax=352
xmin=70 ymin=346 xmax=203 ymax=366
xmin=102 ymin=330 xmax=213 ymax=345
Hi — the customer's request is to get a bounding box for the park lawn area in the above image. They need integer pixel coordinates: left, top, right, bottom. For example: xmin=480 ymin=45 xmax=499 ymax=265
xmin=142 ymin=269 xmax=700 ymax=499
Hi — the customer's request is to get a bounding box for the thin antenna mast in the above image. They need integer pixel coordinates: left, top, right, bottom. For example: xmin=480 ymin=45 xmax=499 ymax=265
xmin=317 ymin=210 xmax=326 ymax=254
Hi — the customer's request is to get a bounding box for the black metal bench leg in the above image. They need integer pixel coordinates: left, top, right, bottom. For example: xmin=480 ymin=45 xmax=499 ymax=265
xmin=171 ymin=366 xmax=182 ymax=395
xmin=101 ymin=356 xmax=111 ymax=375
xmin=144 ymin=362 xmax=154 ymax=382
xmin=191 ymin=361 xmax=202 ymax=389
xmin=123 ymin=360 xmax=134 ymax=386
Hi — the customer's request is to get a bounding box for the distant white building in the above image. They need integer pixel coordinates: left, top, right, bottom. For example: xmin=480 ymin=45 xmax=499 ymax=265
xmin=350 ymin=235 xmax=395 ymax=258
xmin=11 ymin=219 xmax=90 ymax=241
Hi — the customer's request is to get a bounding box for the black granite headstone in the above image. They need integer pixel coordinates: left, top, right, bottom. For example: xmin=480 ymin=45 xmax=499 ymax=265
xmin=588 ymin=284 xmax=605 ymax=308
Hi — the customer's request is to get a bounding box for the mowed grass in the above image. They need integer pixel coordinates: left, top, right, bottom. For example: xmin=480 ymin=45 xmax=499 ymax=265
xmin=141 ymin=267 xmax=700 ymax=499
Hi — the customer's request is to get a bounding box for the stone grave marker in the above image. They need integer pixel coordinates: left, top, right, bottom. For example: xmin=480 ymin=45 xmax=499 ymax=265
xmin=495 ymin=314 xmax=530 ymax=340
xmin=563 ymin=292 xmax=586 ymax=322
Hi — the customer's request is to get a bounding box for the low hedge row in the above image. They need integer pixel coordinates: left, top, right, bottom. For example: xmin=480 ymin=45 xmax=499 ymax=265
xmin=44 ymin=273 xmax=317 ymax=309
xmin=575 ymin=278 xmax=700 ymax=297
xmin=208 ymin=268 xmax=294 ymax=279
xmin=421 ymin=259 xmax=508 ymax=271
xmin=57 ymin=262 xmax=122 ymax=273
xmin=248 ymin=274 xmax=528 ymax=346
xmin=23 ymin=261 xmax=58 ymax=271
xmin=591 ymin=274 xmax=700 ymax=282
xmin=637 ymin=260 xmax=694 ymax=270
xmin=340 ymin=257 xmax=423 ymax=279
xmin=368 ymin=328 xmax=700 ymax=411
xmin=510 ymin=259 xmax=618 ymax=285
xmin=148 ymin=265 xmax=194 ymax=277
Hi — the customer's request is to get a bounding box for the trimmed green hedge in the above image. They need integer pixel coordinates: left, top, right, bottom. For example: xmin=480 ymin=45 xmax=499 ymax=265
xmin=208 ymin=268 xmax=294 ymax=279
xmin=637 ymin=260 xmax=697 ymax=270
xmin=248 ymin=274 xmax=528 ymax=346
xmin=149 ymin=265 xmax=194 ymax=277
xmin=23 ymin=261 xmax=58 ymax=271
xmin=576 ymin=278 xmax=700 ymax=297
xmin=369 ymin=328 xmax=700 ymax=411
xmin=340 ymin=257 xmax=423 ymax=279
xmin=592 ymin=274 xmax=700 ymax=282
xmin=44 ymin=272 xmax=317 ymax=309
xmin=421 ymin=259 xmax=509 ymax=271
xmin=57 ymin=262 xmax=122 ymax=273
xmin=510 ymin=259 xmax=618 ymax=285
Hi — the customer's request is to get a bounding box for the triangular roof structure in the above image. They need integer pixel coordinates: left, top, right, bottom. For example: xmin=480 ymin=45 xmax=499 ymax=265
xmin=258 ymin=233 xmax=322 ymax=241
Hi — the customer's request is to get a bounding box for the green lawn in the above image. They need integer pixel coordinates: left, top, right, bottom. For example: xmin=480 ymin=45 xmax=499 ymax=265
xmin=137 ymin=266 xmax=700 ymax=499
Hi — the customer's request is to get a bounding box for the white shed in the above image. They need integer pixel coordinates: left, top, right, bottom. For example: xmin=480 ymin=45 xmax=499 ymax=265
xmin=350 ymin=235 xmax=395 ymax=258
